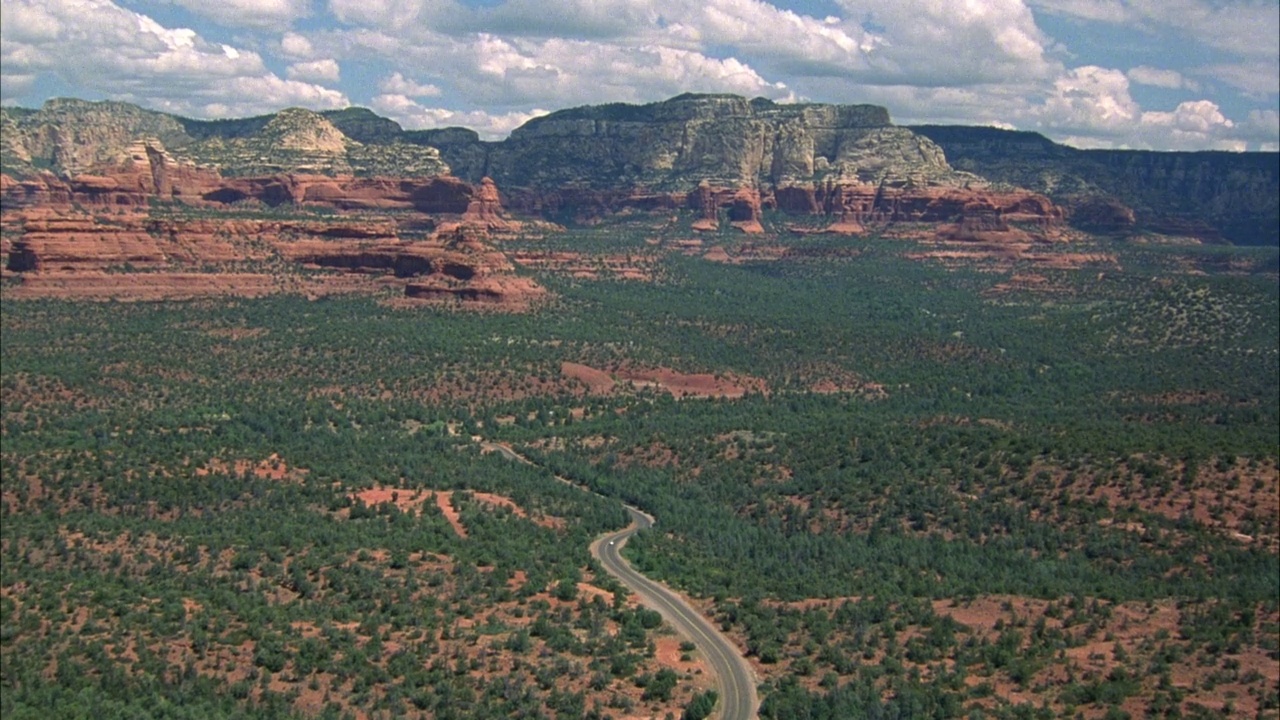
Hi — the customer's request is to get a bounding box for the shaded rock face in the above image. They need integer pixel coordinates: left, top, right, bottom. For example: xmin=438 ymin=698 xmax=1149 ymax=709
xmin=411 ymin=176 xmax=473 ymax=214
xmin=911 ymin=125 xmax=1279 ymax=246
xmin=1066 ymin=195 xmax=1137 ymax=235
xmin=687 ymin=184 xmax=766 ymax=233
xmin=404 ymin=276 xmax=546 ymax=308
xmin=767 ymin=182 xmax=1061 ymax=236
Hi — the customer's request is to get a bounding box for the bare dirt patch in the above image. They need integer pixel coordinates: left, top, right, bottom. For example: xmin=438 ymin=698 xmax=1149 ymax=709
xmin=512 ymin=250 xmax=660 ymax=281
xmin=653 ymin=634 xmax=711 ymax=677
xmin=196 ymin=453 xmax=306 ymax=482
xmin=560 ymin=360 xmax=767 ymax=399
xmin=345 ymin=487 xmax=564 ymax=536
xmin=435 ymin=491 xmax=468 ymax=537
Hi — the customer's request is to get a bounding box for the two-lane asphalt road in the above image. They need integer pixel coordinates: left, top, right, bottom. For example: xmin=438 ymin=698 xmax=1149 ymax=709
xmin=592 ymin=506 xmax=759 ymax=720
xmin=481 ymin=440 xmax=758 ymax=718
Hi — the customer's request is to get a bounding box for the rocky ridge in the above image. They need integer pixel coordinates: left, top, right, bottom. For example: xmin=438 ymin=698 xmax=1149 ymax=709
xmin=3 ymin=93 xmax=1276 ymax=308
xmin=4 ymin=95 xmax=1275 ymax=246
xmin=1 ymin=120 xmax=540 ymax=308
xmin=1 ymin=101 xmax=449 ymax=179
xmin=422 ymin=94 xmax=997 ymax=225
xmin=911 ymin=125 xmax=1280 ymax=246
xmin=2 ymin=203 xmax=545 ymax=308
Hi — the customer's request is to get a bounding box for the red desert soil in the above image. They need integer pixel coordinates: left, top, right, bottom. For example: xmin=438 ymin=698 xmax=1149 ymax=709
xmin=714 ymin=592 xmax=1279 ymax=719
xmin=560 ymin=361 xmax=618 ymax=394
xmin=196 ymin=454 xmax=306 ymax=482
xmin=1038 ymin=456 xmax=1280 ymax=551
xmin=653 ymin=634 xmax=712 ymax=677
xmin=560 ymin=360 xmax=767 ymax=399
xmin=346 ymin=487 xmax=563 ymax=537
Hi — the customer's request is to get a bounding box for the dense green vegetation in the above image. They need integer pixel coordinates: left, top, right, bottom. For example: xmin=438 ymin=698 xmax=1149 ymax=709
xmin=3 ymin=226 xmax=1277 ymax=718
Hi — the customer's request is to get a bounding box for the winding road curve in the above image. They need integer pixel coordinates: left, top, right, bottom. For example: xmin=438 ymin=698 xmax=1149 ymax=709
xmin=482 ymin=442 xmax=759 ymax=720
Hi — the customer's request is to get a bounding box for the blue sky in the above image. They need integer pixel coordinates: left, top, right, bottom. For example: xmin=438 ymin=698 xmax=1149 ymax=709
xmin=2 ymin=0 xmax=1277 ymax=150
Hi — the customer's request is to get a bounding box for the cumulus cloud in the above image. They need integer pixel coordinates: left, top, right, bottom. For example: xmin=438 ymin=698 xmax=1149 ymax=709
xmin=370 ymin=93 xmax=546 ymax=138
xmin=1038 ymin=65 xmax=1140 ymax=132
xmin=195 ymin=75 xmax=347 ymax=117
xmin=1032 ymin=0 xmax=1280 ymax=95
xmin=1027 ymin=65 xmax=1256 ymax=150
xmin=280 ymin=31 xmax=316 ymax=59
xmin=286 ymin=58 xmax=341 ymax=83
xmin=445 ymin=38 xmax=795 ymax=106
xmin=0 ymin=0 xmax=347 ymax=116
xmin=833 ymin=0 xmax=1057 ymax=86
xmin=323 ymin=27 xmax=794 ymax=108
xmin=319 ymin=0 xmax=1050 ymax=92
xmin=1141 ymin=100 xmax=1232 ymax=134
xmin=378 ymin=72 xmax=441 ymax=98
xmin=4 ymin=0 xmax=1273 ymax=151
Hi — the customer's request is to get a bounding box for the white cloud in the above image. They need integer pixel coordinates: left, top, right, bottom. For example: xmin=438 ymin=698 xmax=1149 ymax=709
xmin=447 ymin=38 xmax=795 ymax=106
xmin=323 ymin=27 xmax=794 ymax=108
xmin=1038 ymin=65 xmax=1140 ymax=132
xmin=1203 ymin=62 xmax=1280 ymax=97
xmin=280 ymin=31 xmax=315 ymax=59
xmin=1 ymin=72 xmax=37 ymax=99
xmin=370 ymin=93 xmax=546 ymax=138
xmin=6 ymin=0 xmax=1271 ymax=152
xmin=0 ymin=0 xmax=347 ymax=116
xmin=1031 ymin=1 xmax=1278 ymax=100
xmin=1128 ymin=65 xmax=1197 ymax=90
xmin=1 ymin=1 xmax=64 ymax=42
xmin=1141 ymin=100 xmax=1232 ymax=134
xmin=657 ymin=0 xmax=879 ymax=77
xmin=1031 ymin=1 xmax=1280 ymax=64
xmin=378 ymin=72 xmax=441 ymax=98
xmin=199 ymin=75 xmax=347 ymax=117
xmin=286 ymin=58 xmax=341 ymax=83
xmin=450 ymin=0 xmax=659 ymax=40
xmin=1235 ymin=109 xmax=1280 ymax=150
xmin=162 ymin=0 xmax=313 ymax=29
xmin=833 ymin=0 xmax=1057 ymax=86
xmin=1139 ymin=100 xmax=1243 ymax=150
xmin=328 ymin=0 xmax=440 ymax=28
xmin=1027 ymin=65 xmax=1257 ymax=150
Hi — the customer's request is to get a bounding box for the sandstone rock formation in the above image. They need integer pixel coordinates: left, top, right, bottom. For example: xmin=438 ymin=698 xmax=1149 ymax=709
xmin=1 ymin=101 xmax=449 ymax=180
xmin=5 ymin=95 xmax=1273 ymax=245
xmin=4 ymin=93 xmax=1274 ymax=310
xmin=414 ymin=94 xmax=1075 ymax=238
xmin=426 ymin=94 xmax=981 ymax=199
xmin=2 ymin=158 xmax=541 ymax=309
xmin=911 ymin=124 xmax=1279 ymax=245
xmin=4 ymin=203 xmax=544 ymax=308
xmin=1066 ymin=195 xmax=1138 ymax=235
